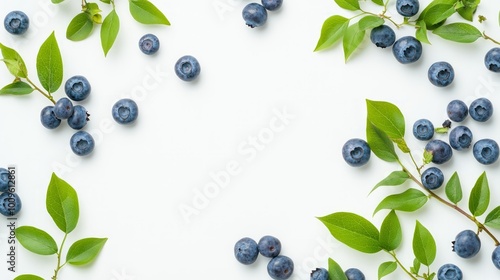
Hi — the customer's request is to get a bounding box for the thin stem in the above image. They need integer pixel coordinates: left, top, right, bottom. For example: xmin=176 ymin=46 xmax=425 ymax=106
xmin=388 ymin=251 xmax=418 ymax=280
xmin=25 ymin=77 xmax=55 ymax=104
xmin=52 ymin=233 xmax=68 ymax=280
xmin=483 ymin=32 xmax=500 ymax=45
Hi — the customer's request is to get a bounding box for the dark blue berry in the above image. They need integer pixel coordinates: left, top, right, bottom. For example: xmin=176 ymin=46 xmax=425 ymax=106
xmin=484 ymin=47 xmax=500 ymax=73
xmin=447 ymin=100 xmax=468 ymax=122
xmin=234 ymin=237 xmax=259 ymax=265
xmin=310 ymin=268 xmax=329 ymax=280
xmin=0 ymin=192 xmax=21 ymax=216
xmin=0 ymin=168 xmax=9 ymax=192
xmin=413 ymin=119 xmax=434 ymax=140
xmin=345 ymin=268 xmax=365 ymax=280
xmin=392 ymin=36 xmax=422 ymax=64
xmin=175 ymin=55 xmax=201 ymax=82
xmin=242 ymin=3 xmax=268 ymax=28
xmin=68 ymin=105 xmax=89 ymax=130
xmin=396 ymin=0 xmax=419 ymax=17
xmin=449 ymin=126 xmax=473 ymax=151
xmin=469 ymin=97 xmax=493 ymax=122
xmin=453 ymin=229 xmax=481 ymax=258
xmin=267 ymin=255 xmax=294 ymax=280
xmin=40 ymin=106 xmax=62 ymax=129
xmin=53 ymin=97 xmax=74 ymax=120
xmin=4 ymin=11 xmax=29 ymax=35
xmin=492 ymin=246 xmax=500 ymax=269
xmin=261 ymin=0 xmax=283 ymax=11
xmin=139 ymin=33 xmax=160 ymax=55
xmin=437 ymin=263 xmax=463 ymax=280
xmin=421 ymin=167 xmax=444 ymax=190
xmin=425 ymin=140 xmax=453 ymax=164
xmin=473 ymin=139 xmax=499 ymax=165
xmin=428 ymin=61 xmax=454 ymax=87
xmin=342 ymin=138 xmax=371 ymax=167
xmin=370 ymin=25 xmax=396 ymax=48
xmin=258 ymin=235 xmax=281 ymax=258
xmin=70 ymin=131 xmax=95 ymax=156
xmin=65 ymin=75 xmax=91 ymax=101
xmin=112 ymin=98 xmax=139 ymax=124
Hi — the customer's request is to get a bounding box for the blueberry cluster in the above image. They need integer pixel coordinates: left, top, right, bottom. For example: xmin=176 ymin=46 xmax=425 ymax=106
xmin=242 ymin=0 xmax=283 ymax=28
xmin=234 ymin=235 xmax=294 ymax=280
xmin=310 ymin=266 xmax=365 ymax=280
xmin=0 ymin=168 xmax=21 ymax=217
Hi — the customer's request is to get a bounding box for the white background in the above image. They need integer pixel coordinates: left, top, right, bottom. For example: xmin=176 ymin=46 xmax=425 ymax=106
xmin=0 ymin=0 xmax=500 ymax=279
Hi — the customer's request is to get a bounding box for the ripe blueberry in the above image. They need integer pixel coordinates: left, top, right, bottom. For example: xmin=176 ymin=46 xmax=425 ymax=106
xmin=473 ymin=139 xmax=499 ymax=165
xmin=68 ymin=105 xmax=89 ymax=130
xmin=65 ymin=75 xmax=91 ymax=101
xmin=0 ymin=192 xmax=21 ymax=216
xmin=412 ymin=119 xmax=434 ymax=140
xmin=453 ymin=229 xmax=481 ymax=258
xmin=0 ymin=168 xmax=9 ymax=192
xmin=342 ymin=138 xmax=371 ymax=167
xmin=261 ymin=0 xmax=283 ymax=11
xmin=234 ymin=237 xmax=259 ymax=265
xmin=70 ymin=131 xmax=95 ymax=156
xmin=428 ymin=61 xmax=454 ymax=87
xmin=396 ymin=0 xmax=420 ymax=17
xmin=139 ymin=33 xmax=160 ymax=55
xmin=492 ymin=246 xmax=500 ymax=269
xmin=392 ymin=36 xmax=422 ymax=64
xmin=40 ymin=106 xmax=62 ymax=129
xmin=4 ymin=11 xmax=29 ymax=35
xmin=421 ymin=167 xmax=444 ymax=190
xmin=112 ymin=98 xmax=139 ymax=124
xmin=345 ymin=268 xmax=365 ymax=280
xmin=484 ymin=47 xmax=500 ymax=72
xmin=447 ymin=100 xmax=468 ymax=122
xmin=175 ymin=55 xmax=201 ymax=81
xmin=267 ymin=255 xmax=294 ymax=280
xmin=425 ymin=139 xmax=453 ymax=164
xmin=370 ymin=25 xmax=396 ymax=48
xmin=53 ymin=97 xmax=74 ymax=119
xmin=258 ymin=235 xmax=281 ymax=258
xmin=310 ymin=268 xmax=329 ymax=280
xmin=437 ymin=263 xmax=462 ymax=280
xmin=469 ymin=97 xmax=493 ymax=122
xmin=242 ymin=3 xmax=268 ymax=28
xmin=449 ymin=126 xmax=473 ymax=151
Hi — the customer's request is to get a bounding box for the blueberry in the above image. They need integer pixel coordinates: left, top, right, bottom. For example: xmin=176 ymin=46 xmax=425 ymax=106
xmin=473 ymin=139 xmax=499 ymax=165
xmin=258 ymin=235 xmax=281 ymax=258
xmin=53 ymin=97 xmax=74 ymax=120
xmin=174 ymin=55 xmax=201 ymax=82
xmin=65 ymin=75 xmax=91 ymax=101
xmin=396 ymin=0 xmax=419 ymax=17
xmin=267 ymin=255 xmax=294 ymax=280
xmin=261 ymin=0 xmax=283 ymax=11
xmin=437 ymin=263 xmax=463 ymax=280
xmin=449 ymin=126 xmax=473 ymax=151
xmin=421 ymin=167 xmax=444 ymax=190
xmin=112 ymin=98 xmax=139 ymax=124
xmin=68 ymin=105 xmax=89 ymax=130
xmin=310 ymin=268 xmax=329 ymax=280
xmin=492 ymin=246 xmax=500 ymax=269
xmin=0 ymin=168 xmax=9 ymax=192
xmin=392 ymin=36 xmax=422 ymax=64
xmin=345 ymin=268 xmax=365 ymax=280
xmin=428 ymin=61 xmax=454 ymax=87
xmin=139 ymin=33 xmax=160 ymax=55
xmin=370 ymin=25 xmax=396 ymax=48
xmin=484 ymin=47 xmax=500 ymax=72
xmin=342 ymin=138 xmax=371 ymax=167
xmin=234 ymin=237 xmax=259 ymax=265
xmin=447 ymin=100 xmax=468 ymax=122
xmin=469 ymin=97 xmax=493 ymax=122
xmin=4 ymin=11 xmax=29 ymax=35
xmin=453 ymin=229 xmax=481 ymax=258
xmin=70 ymin=131 xmax=95 ymax=156
xmin=40 ymin=106 xmax=62 ymax=129
xmin=413 ymin=119 xmax=434 ymax=140
xmin=425 ymin=140 xmax=453 ymax=164
xmin=242 ymin=3 xmax=268 ymax=28
xmin=0 ymin=192 xmax=21 ymax=216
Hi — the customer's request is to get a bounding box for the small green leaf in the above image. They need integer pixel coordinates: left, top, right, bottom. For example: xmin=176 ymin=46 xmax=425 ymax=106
xmin=318 ymin=212 xmax=381 ymax=253
xmin=456 ymin=0 xmax=480 ymax=21
xmin=0 ymin=81 xmax=34 ymax=95
xmin=411 ymin=258 xmax=421 ymax=274
xmin=432 ymin=23 xmax=482 ymax=43
xmin=0 ymin=43 xmax=28 ymax=78
xmin=379 ymin=210 xmax=402 ymax=251
xmin=314 ymin=15 xmax=349 ymax=51
xmin=374 ymin=188 xmax=428 ymax=214
xmin=423 ymin=149 xmax=433 ymax=164
xmin=100 ymin=0 xmax=111 ymax=3
xmin=393 ymin=138 xmax=410 ymax=153
xmin=417 ymin=0 xmax=455 ymax=29
xmin=469 ymin=172 xmax=490 ymax=217
xmin=422 ymin=4 xmax=455 ymax=25
xmin=15 ymin=226 xmax=58 ymax=255
xmin=434 ymin=127 xmax=449 ymax=134
xmin=46 ymin=172 xmax=79 ymax=234
xmin=366 ymin=121 xmax=399 ymax=162
xmin=413 ymin=221 xmax=436 ymax=266
xmin=66 ymin=237 xmax=108 ymax=265
xmin=66 ymin=13 xmax=94 ymax=41
xmin=36 ymin=31 xmax=63 ymax=94
xmin=328 ymin=258 xmax=348 ymax=280
xmin=366 ymin=99 xmax=406 ymax=140
xmin=416 ymin=20 xmax=431 ymax=44
xmin=378 ymin=261 xmax=397 ymax=280
xmin=445 ymin=172 xmax=462 ymax=204
xmin=485 ymin=206 xmax=500 ymax=229
xmin=371 ymin=171 xmax=410 ymax=193
xmin=129 ymin=0 xmax=170 ymax=25
xmin=52 ymin=0 xmax=65 ymax=3
xmin=101 ymin=9 xmax=120 ymax=56
xmin=343 ymin=22 xmax=365 ymax=62
xmin=358 ymin=15 xmax=384 ymax=30
xmin=14 ymin=275 xmax=45 ymax=280
xmin=371 ymin=0 xmax=384 ymax=5
xmin=334 ymin=0 xmax=360 ymax=11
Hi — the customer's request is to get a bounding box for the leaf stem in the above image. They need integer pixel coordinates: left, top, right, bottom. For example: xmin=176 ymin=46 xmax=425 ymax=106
xmin=52 ymin=233 xmax=68 ymax=280
xmin=388 ymin=251 xmax=418 ymax=280
xmin=25 ymin=77 xmax=55 ymax=104
xmin=483 ymin=32 xmax=500 ymax=45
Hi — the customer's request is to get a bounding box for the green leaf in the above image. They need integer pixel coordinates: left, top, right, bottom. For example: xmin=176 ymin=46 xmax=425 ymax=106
xmin=366 ymin=99 xmax=405 ymax=140
xmin=469 ymin=172 xmax=490 ymax=217
xmin=358 ymin=15 xmax=384 ymax=30
xmin=101 ymin=0 xmax=112 ymax=3
xmin=314 ymin=15 xmax=349 ymax=51
xmin=334 ymin=0 xmax=360 ymax=11
xmin=423 ymin=149 xmax=433 ymax=164
xmin=15 ymin=226 xmax=58 ymax=255
xmin=393 ymin=138 xmax=410 ymax=153
xmin=378 ymin=261 xmax=397 ymax=280
xmin=0 ymin=43 xmax=28 ymax=78
xmin=422 ymin=4 xmax=455 ymax=26
xmin=36 ymin=31 xmax=63 ymax=94
xmin=379 ymin=210 xmax=402 ymax=251
xmin=101 ymin=9 xmax=120 ymax=56
xmin=46 ymin=172 xmax=79 ymax=234
xmin=411 ymin=258 xmax=421 ymax=275
xmin=374 ymin=188 xmax=428 ymax=214
xmin=417 ymin=0 xmax=455 ymax=29
xmin=343 ymin=22 xmax=365 ymax=62
xmin=432 ymin=23 xmax=482 ymax=43
xmin=52 ymin=0 xmax=65 ymax=3
xmin=66 ymin=237 xmax=108 ymax=265
xmin=66 ymin=13 xmax=94 ymax=41
xmin=415 ymin=20 xmax=431 ymax=44
xmin=0 ymin=81 xmax=34 ymax=95
xmin=129 ymin=0 xmax=170 ymax=25
xmin=412 ymin=221 xmax=436 ymax=266
xmin=371 ymin=0 xmax=384 ymax=5
xmin=445 ymin=172 xmax=462 ymax=204
xmin=328 ymin=258 xmax=348 ymax=280
xmin=318 ymin=212 xmax=381 ymax=253
xmin=485 ymin=206 xmax=500 ymax=229
xmin=14 ymin=275 xmax=45 ymax=280
xmin=456 ymin=0 xmax=480 ymax=21
xmin=371 ymin=171 xmax=410 ymax=193
xmin=366 ymin=118 xmax=399 ymax=163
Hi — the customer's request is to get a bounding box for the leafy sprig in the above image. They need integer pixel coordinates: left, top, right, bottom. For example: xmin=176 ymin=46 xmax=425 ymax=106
xmin=14 ymin=173 xmax=107 ymax=280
